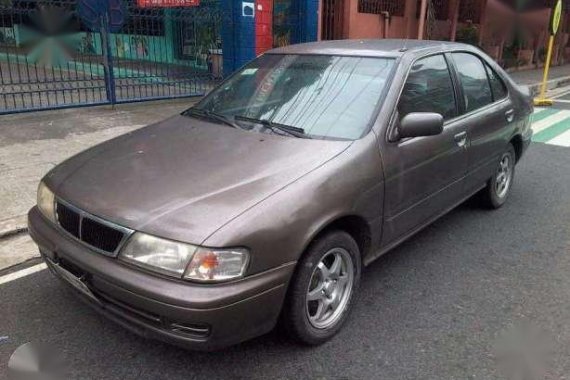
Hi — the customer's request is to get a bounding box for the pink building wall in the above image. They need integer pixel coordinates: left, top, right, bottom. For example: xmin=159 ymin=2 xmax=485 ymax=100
xmin=318 ymin=0 xmax=561 ymax=44
xmin=339 ymin=0 xmax=419 ymax=40
xmin=316 ymin=0 xmax=568 ymax=68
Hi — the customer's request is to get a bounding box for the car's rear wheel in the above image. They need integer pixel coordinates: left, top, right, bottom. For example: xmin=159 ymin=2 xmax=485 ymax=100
xmin=282 ymin=230 xmax=361 ymax=345
xmin=481 ymin=144 xmax=516 ymax=209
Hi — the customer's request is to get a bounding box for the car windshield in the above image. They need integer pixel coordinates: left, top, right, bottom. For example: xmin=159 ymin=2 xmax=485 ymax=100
xmin=193 ymin=54 xmax=395 ymax=140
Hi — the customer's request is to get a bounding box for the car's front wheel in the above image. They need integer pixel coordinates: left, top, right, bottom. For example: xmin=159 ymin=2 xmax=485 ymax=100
xmin=282 ymin=230 xmax=361 ymax=345
xmin=481 ymin=144 xmax=516 ymax=209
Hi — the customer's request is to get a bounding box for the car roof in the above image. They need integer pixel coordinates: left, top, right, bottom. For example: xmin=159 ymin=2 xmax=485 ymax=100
xmin=266 ymin=39 xmax=475 ymax=59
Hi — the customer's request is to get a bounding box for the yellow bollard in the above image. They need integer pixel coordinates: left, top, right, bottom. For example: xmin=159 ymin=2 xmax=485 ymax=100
xmin=534 ymin=0 xmax=562 ymax=107
xmin=534 ymin=35 xmax=555 ymax=106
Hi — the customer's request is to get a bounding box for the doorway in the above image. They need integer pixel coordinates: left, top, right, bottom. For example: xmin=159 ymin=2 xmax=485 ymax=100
xmin=321 ymin=0 xmax=344 ymax=40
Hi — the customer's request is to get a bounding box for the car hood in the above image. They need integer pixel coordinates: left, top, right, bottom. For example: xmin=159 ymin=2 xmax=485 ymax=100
xmin=46 ymin=115 xmax=351 ymax=244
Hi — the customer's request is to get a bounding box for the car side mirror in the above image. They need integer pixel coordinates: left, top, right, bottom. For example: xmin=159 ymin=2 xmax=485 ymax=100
xmin=399 ymin=112 xmax=444 ymax=139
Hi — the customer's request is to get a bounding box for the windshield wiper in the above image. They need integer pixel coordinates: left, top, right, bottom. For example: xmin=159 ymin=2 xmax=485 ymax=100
xmin=234 ymin=115 xmax=311 ymax=139
xmin=183 ymin=108 xmax=242 ymax=130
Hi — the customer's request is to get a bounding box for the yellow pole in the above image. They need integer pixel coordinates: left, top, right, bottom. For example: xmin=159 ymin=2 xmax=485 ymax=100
xmin=534 ymin=0 xmax=562 ymax=107
xmin=536 ymin=35 xmax=556 ymax=104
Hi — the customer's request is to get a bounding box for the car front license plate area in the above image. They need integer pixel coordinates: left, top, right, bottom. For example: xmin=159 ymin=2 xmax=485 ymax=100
xmin=46 ymin=256 xmax=101 ymax=305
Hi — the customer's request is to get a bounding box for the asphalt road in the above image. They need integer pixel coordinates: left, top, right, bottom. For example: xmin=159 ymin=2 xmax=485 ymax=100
xmin=1 ymin=141 xmax=570 ymax=379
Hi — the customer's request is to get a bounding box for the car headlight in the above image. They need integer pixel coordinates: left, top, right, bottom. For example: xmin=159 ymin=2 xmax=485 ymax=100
xmin=37 ymin=181 xmax=56 ymax=222
xmin=119 ymin=232 xmax=249 ymax=282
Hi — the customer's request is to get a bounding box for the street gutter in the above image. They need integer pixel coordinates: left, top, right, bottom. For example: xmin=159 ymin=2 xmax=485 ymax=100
xmin=0 ymin=216 xmax=28 ymax=240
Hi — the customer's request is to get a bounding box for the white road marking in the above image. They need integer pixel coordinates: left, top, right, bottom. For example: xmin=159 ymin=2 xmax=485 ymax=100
xmin=0 ymin=263 xmax=47 ymax=285
xmin=546 ymin=128 xmax=570 ymax=147
xmin=553 ymin=89 xmax=570 ymax=99
xmin=532 ymin=110 xmax=570 ymax=134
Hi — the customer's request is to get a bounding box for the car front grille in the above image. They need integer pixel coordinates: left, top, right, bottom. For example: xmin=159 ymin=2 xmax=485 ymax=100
xmin=55 ymin=200 xmax=132 ymax=256
xmin=81 ymin=217 xmax=125 ymax=253
xmin=56 ymin=202 xmax=80 ymax=238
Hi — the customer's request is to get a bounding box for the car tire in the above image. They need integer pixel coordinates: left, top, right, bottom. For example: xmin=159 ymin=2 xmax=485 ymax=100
xmin=481 ymin=144 xmax=516 ymax=209
xmin=281 ymin=230 xmax=361 ymax=345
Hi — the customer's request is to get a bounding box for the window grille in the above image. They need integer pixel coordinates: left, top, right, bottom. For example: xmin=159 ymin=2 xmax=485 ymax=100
xmin=358 ymin=0 xmax=405 ymax=16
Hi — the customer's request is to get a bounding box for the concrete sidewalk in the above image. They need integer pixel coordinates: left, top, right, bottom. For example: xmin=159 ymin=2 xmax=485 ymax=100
xmin=510 ymin=64 xmax=570 ymax=94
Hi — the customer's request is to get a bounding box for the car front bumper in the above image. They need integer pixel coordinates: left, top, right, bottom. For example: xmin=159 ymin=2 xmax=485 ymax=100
xmin=28 ymin=207 xmax=295 ymax=350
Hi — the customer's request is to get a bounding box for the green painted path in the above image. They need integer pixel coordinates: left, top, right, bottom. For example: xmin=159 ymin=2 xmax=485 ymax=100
xmin=532 ymin=107 xmax=570 ymax=146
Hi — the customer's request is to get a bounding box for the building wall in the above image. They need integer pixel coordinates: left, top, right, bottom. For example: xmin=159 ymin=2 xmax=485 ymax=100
xmin=481 ymin=0 xmax=568 ymax=65
xmin=338 ymin=0 xmax=418 ymax=40
xmin=326 ymin=0 xmax=569 ymax=68
xmin=344 ymin=0 xmax=385 ymax=38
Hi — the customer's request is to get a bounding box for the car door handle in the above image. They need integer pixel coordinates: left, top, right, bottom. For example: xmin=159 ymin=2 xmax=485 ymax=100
xmin=505 ymin=109 xmax=515 ymax=123
xmin=454 ymin=131 xmax=467 ymax=148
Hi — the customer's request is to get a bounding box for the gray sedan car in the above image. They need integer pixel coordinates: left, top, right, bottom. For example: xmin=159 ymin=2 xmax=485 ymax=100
xmin=28 ymin=39 xmax=532 ymax=350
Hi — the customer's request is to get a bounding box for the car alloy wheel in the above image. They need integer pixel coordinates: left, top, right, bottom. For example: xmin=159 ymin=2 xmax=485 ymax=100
xmin=282 ymin=230 xmax=361 ymax=345
xmin=480 ymin=144 xmax=516 ymax=209
xmin=495 ymin=153 xmax=513 ymax=199
xmin=306 ymin=247 xmax=354 ymax=329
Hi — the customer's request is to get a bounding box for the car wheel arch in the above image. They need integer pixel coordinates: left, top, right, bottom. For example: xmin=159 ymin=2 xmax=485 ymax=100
xmin=299 ymin=214 xmax=372 ymax=264
xmin=278 ymin=214 xmax=371 ymax=328
xmin=509 ymin=134 xmax=523 ymax=163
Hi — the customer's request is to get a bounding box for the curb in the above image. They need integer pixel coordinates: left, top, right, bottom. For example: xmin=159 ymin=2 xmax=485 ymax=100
xmin=0 ymin=216 xmax=28 ymax=240
xmin=527 ymin=75 xmax=570 ymax=96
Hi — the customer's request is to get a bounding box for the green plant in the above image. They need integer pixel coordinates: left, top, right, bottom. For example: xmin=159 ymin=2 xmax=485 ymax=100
xmin=456 ymin=24 xmax=479 ymax=47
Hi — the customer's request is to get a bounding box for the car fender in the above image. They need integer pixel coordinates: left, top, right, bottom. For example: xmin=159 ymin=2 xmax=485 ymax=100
xmin=202 ymin=132 xmax=385 ymax=275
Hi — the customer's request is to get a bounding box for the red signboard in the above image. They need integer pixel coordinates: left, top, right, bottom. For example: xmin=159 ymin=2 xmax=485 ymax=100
xmin=137 ymin=0 xmax=199 ymax=7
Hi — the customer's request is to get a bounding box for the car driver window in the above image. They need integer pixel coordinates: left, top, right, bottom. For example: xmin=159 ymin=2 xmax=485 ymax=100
xmin=397 ymin=54 xmax=457 ymax=122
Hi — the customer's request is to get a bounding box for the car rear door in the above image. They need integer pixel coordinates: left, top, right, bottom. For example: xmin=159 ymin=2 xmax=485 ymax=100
xmin=381 ymin=53 xmax=470 ymax=246
xmin=448 ymin=52 xmax=514 ymax=192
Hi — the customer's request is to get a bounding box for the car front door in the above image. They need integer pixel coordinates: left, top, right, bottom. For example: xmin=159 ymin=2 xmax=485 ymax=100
xmin=381 ymin=53 xmax=470 ymax=246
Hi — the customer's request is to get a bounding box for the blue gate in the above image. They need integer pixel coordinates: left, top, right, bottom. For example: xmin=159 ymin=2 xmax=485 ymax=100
xmin=0 ymin=0 xmax=226 ymax=114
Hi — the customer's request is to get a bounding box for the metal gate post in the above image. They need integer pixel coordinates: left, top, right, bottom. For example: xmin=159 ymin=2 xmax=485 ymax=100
xmin=100 ymin=12 xmax=116 ymax=105
xmin=299 ymin=0 xmax=319 ymax=43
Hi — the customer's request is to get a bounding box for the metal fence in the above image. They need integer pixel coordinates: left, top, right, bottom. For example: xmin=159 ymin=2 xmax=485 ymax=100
xmin=0 ymin=0 xmax=226 ymax=114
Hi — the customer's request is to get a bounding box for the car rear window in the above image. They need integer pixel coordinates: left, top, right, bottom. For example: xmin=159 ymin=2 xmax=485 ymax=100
xmin=452 ymin=53 xmax=494 ymax=113
xmin=485 ymin=64 xmax=508 ymax=101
